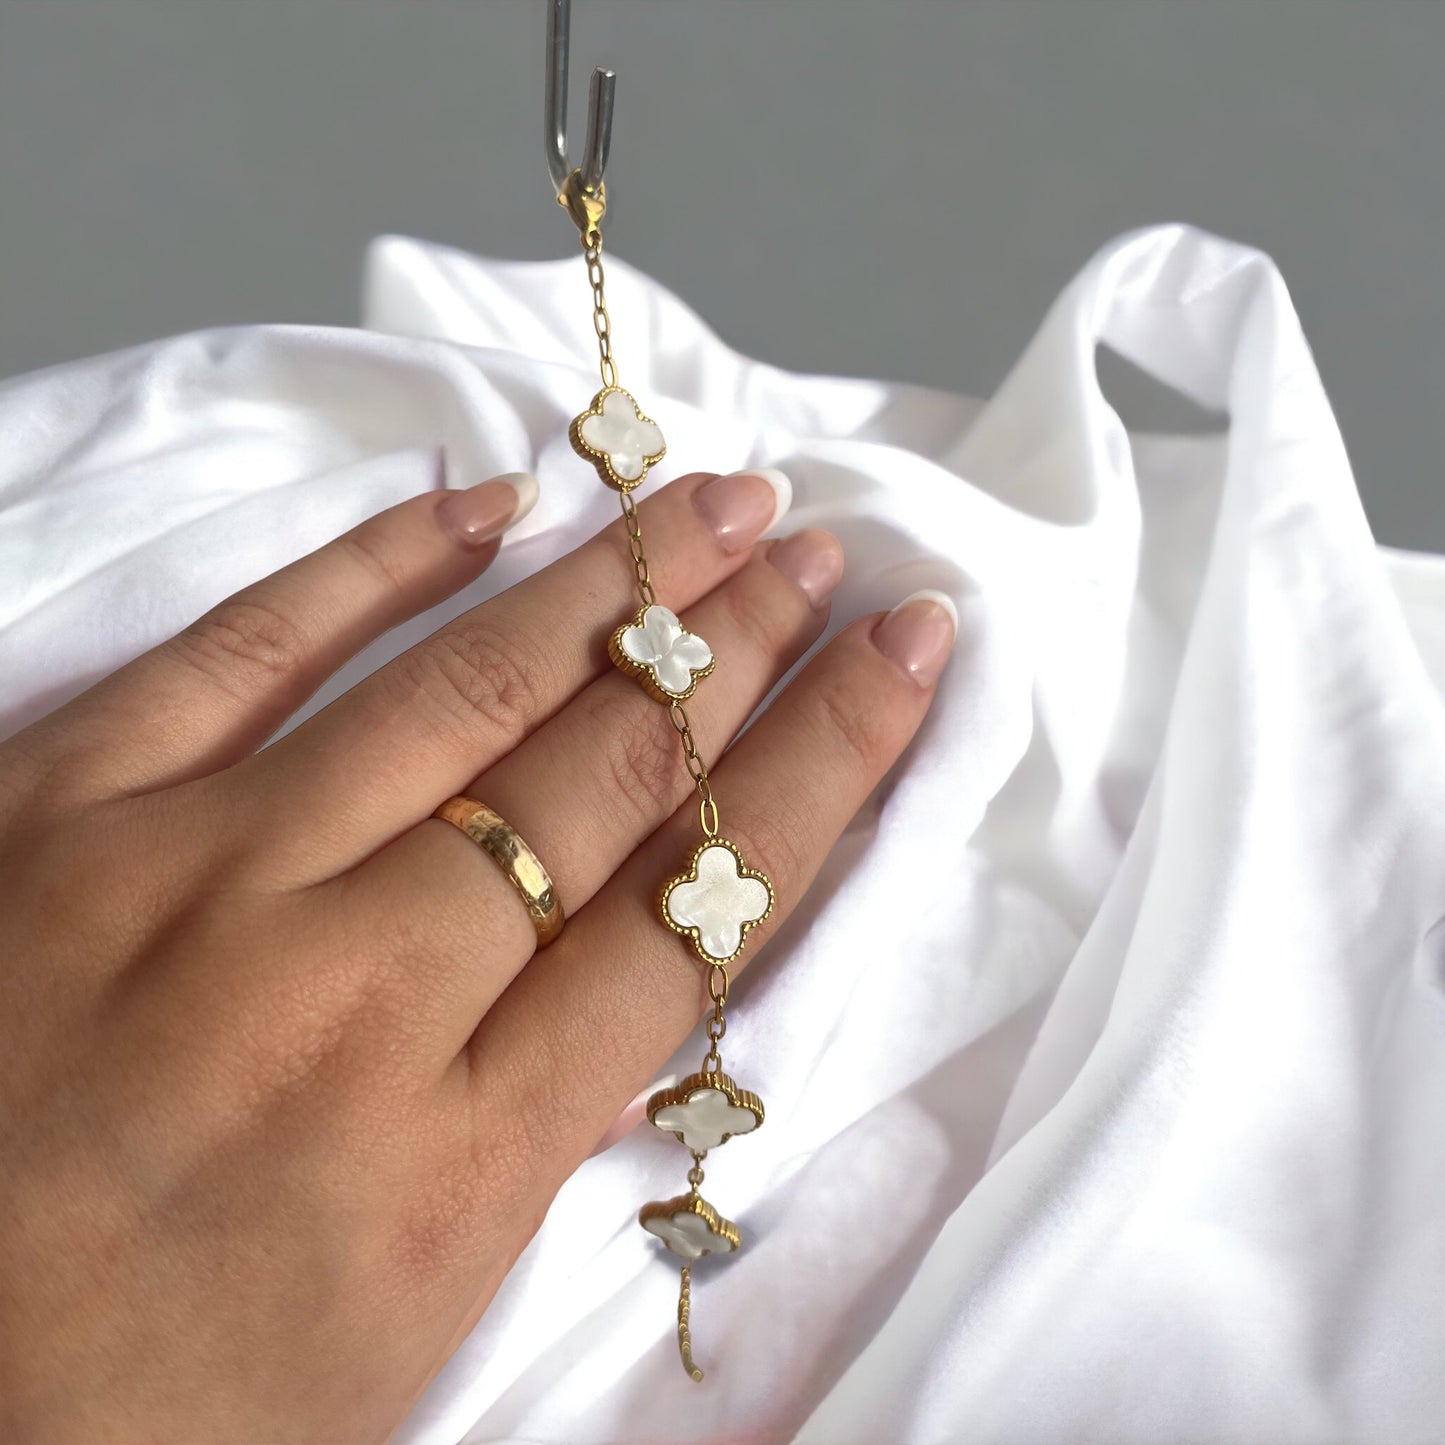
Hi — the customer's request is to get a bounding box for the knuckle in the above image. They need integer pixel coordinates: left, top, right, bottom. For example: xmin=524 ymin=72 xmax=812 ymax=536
xmin=590 ymin=687 xmax=685 ymax=824
xmin=808 ymin=671 xmax=887 ymax=776
xmin=395 ymin=623 xmax=547 ymax=741
xmin=391 ymin=1204 xmax=466 ymax=1287
xmin=476 ymin=996 xmax=595 ymax=1177
xmin=176 ymin=593 xmax=308 ymax=685
xmin=250 ymin=1006 xmax=352 ymax=1103
xmin=352 ymin=897 xmax=440 ymax=979
xmin=738 ymin=795 xmax=812 ymax=900
xmin=717 ymin=569 xmax=794 ymax=657
xmin=336 ymin=522 xmax=414 ymax=597
xmin=473 ymin=1099 xmax=550 ymax=1214
xmin=390 ymin=1149 xmax=484 ymax=1282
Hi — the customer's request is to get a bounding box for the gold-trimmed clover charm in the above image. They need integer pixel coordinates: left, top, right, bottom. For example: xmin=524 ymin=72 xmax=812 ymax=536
xmin=569 ymin=384 xmax=666 ymax=491
xmin=609 ymin=602 xmax=714 ymax=702
xmin=639 ymin=1192 xmax=741 ymax=1261
xmin=659 ymin=838 xmax=773 ymax=966
xmin=648 ymin=1070 xmax=764 ymax=1152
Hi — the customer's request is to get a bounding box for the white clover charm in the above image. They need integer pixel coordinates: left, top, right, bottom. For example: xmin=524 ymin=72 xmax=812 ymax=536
xmin=638 ymin=1193 xmax=740 ymax=1261
xmin=569 ymin=385 xmax=666 ymax=491
xmin=659 ymin=839 xmax=773 ymax=966
xmin=647 ymin=1070 xmax=764 ymax=1152
xmin=609 ymin=603 xmax=714 ymax=702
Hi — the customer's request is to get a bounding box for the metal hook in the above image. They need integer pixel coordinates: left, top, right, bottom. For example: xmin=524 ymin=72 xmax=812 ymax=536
xmin=545 ymin=0 xmax=615 ymax=196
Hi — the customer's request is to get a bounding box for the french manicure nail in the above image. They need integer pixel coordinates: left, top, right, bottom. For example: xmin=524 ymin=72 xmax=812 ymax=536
xmin=692 ymin=467 xmax=792 ymax=554
xmin=872 ymin=588 xmax=958 ymax=688
xmin=768 ymin=528 xmax=844 ymax=608
xmin=436 ymin=471 xmax=539 ymax=548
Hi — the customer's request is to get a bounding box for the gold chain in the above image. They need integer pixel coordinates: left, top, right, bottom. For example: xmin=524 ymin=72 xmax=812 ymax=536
xmin=668 ymin=701 xmax=719 ymax=841
xmin=617 ymin=489 xmax=657 ymax=607
xmin=582 ymin=227 xmax=618 ymax=390
xmin=702 ymin=962 xmax=728 ymax=1074
xmin=678 ymin=1264 xmax=703 ymax=1382
xmin=568 ymin=190 xmax=742 ymax=1382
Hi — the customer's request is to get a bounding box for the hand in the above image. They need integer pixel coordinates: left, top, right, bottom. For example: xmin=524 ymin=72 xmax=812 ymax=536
xmin=0 ymin=466 xmax=955 ymax=1443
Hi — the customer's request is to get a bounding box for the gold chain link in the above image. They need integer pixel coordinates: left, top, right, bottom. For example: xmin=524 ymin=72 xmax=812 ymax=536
xmin=668 ymin=701 xmax=719 ymax=839
xmin=582 ymin=228 xmax=619 ymax=390
xmin=702 ymin=963 xmax=728 ymax=1074
xmin=678 ymin=1264 xmax=703 ymax=1382
xmin=618 ymin=489 xmax=658 ymax=608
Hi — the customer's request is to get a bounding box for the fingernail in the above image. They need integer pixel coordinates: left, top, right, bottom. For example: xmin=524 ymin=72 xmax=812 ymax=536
xmin=436 ymin=471 xmax=539 ymax=547
xmin=768 ymin=528 xmax=844 ymax=608
xmin=692 ymin=467 xmax=792 ymax=554
xmin=872 ymin=588 xmax=958 ymax=688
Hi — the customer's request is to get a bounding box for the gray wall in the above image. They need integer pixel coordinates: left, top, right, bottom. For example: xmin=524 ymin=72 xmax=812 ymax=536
xmin=0 ymin=1 xmax=1440 ymax=549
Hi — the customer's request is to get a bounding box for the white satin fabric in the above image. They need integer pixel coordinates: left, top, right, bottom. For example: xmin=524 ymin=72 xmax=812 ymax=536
xmin=2 ymin=225 xmax=1443 ymax=1444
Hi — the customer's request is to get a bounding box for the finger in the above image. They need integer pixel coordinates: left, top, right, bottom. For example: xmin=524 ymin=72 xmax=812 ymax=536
xmin=324 ymin=528 xmax=843 ymax=1051
xmin=460 ymin=590 xmax=959 ymax=1199
xmin=16 ymin=471 xmax=538 ymax=802
xmin=588 ymin=1075 xmax=675 ymax=1157
xmin=247 ymin=467 xmax=792 ymax=879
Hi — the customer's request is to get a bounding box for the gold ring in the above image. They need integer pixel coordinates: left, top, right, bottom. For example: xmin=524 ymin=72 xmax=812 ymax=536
xmin=432 ymin=797 xmax=565 ymax=947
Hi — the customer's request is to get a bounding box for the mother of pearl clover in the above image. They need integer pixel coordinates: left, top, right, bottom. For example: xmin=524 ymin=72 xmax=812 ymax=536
xmin=659 ymin=839 xmax=773 ymax=966
xmin=609 ymin=603 xmax=714 ymax=702
xmin=647 ymin=1070 xmax=764 ymax=1152
xmin=638 ymin=1192 xmax=741 ymax=1261
xmin=569 ymin=385 xmax=666 ymax=492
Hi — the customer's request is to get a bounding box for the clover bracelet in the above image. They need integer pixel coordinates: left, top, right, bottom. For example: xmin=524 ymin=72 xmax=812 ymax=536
xmin=556 ymin=169 xmax=772 ymax=1382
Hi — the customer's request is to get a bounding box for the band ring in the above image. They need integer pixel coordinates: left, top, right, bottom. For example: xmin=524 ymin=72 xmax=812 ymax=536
xmin=432 ymin=796 xmax=565 ymax=947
